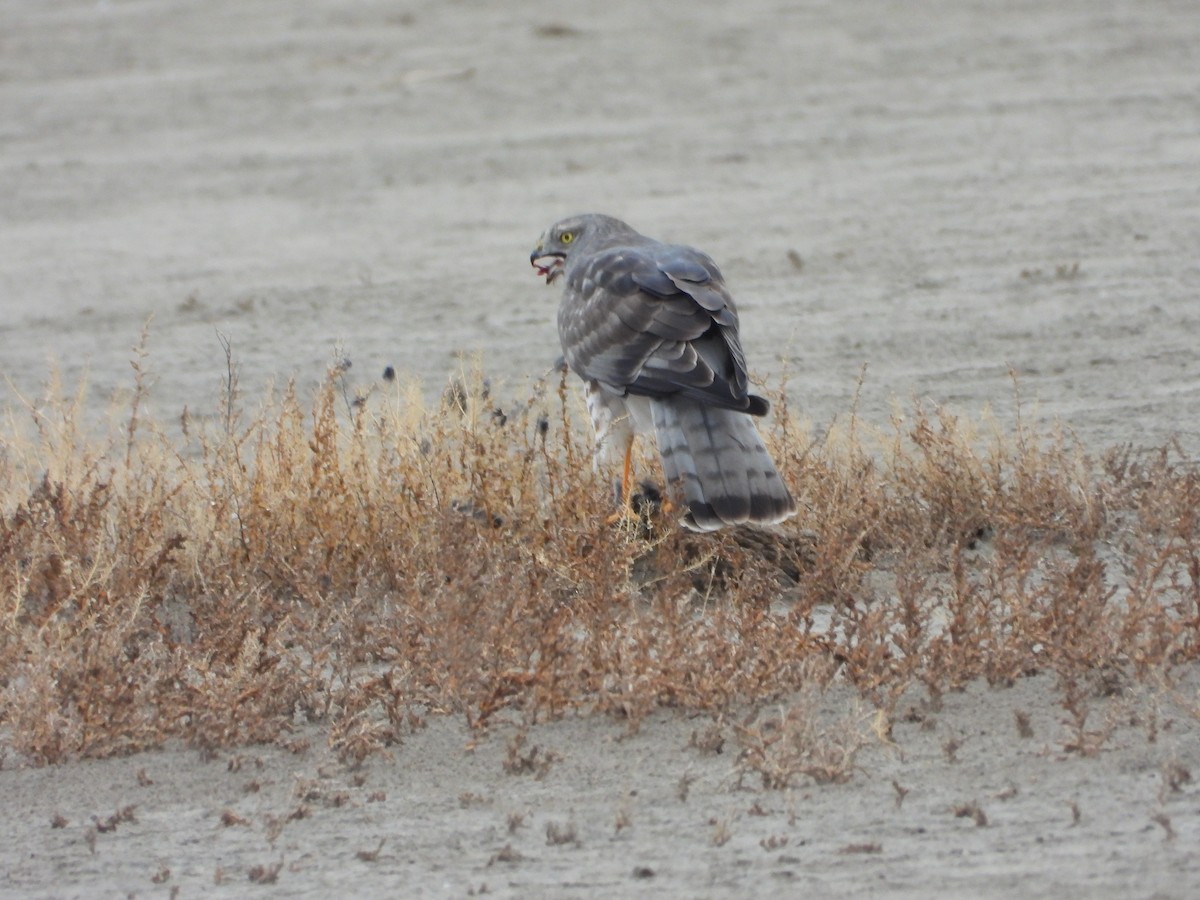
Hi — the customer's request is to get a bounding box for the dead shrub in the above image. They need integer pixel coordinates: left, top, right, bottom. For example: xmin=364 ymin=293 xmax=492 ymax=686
xmin=733 ymin=664 xmax=872 ymax=789
xmin=1 ymin=346 xmax=1198 ymax=766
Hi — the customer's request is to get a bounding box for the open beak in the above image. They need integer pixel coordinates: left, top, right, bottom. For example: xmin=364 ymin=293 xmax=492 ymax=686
xmin=530 ymin=248 xmax=565 ymax=284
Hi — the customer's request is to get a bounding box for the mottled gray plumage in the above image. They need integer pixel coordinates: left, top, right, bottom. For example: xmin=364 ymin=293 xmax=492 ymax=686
xmin=531 ymin=213 xmax=796 ymax=531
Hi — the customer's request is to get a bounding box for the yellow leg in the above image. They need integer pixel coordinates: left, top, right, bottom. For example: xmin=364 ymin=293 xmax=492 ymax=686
xmin=621 ymin=440 xmax=634 ymax=510
xmin=605 ymin=439 xmax=636 ymax=525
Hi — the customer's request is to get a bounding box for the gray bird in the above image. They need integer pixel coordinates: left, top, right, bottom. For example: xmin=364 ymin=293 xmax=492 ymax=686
xmin=531 ymin=213 xmax=796 ymax=531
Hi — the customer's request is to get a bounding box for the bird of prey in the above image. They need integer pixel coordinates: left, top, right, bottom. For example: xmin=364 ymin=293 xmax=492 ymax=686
xmin=530 ymin=213 xmax=796 ymax=532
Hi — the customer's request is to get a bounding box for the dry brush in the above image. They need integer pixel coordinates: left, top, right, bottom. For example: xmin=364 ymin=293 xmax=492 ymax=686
xmin=1 ymin=350 xmax=1198 ymax=767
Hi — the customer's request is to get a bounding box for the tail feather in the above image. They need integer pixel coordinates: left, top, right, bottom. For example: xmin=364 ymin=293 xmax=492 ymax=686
xmin=651 ymin=398 xmax=796 ymax=532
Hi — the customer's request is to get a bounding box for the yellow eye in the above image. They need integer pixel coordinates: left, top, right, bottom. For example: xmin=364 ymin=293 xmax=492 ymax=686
xmin=560 ymin=231 xmax=574 ymax=244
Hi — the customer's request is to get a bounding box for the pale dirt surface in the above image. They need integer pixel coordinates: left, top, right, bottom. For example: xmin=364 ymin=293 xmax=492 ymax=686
xmin=2 ymin=0 xmax=1200 ymax=896
xmin=1 ymin=678 xmax=1199 ymax=899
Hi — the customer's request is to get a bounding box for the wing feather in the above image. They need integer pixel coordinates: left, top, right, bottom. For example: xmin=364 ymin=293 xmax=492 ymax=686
xmin=558 ymin=240 xmax=765 ymax=414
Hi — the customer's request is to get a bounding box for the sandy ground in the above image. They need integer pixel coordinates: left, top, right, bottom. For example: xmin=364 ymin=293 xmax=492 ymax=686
xmin=2 ymin=677 xmax=1198 ymax=899
xmin=2 ymin=0 xmax=1200 ymax=896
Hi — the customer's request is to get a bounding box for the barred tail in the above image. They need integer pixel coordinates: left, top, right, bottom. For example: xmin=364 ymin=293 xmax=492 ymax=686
xmin=650 ymin=398 xmax=796 ymax=532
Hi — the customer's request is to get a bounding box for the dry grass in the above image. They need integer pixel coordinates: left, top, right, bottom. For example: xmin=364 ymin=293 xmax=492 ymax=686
xmin=2 ymin=343 xmax=1199 ymax=768
xmin=733 ymin=664 xmax=872 ymax=789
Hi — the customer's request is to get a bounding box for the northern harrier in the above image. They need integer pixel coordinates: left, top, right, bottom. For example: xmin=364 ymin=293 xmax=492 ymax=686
xmin=531 ymin=213 xmax=796 ymax=531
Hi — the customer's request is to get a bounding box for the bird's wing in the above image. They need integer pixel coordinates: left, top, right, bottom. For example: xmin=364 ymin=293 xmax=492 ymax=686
xmin=557 ymin=242 xmax=763 ymax=413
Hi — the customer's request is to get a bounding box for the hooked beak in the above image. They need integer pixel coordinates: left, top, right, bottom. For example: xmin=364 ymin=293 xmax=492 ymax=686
xmin=530 ymin=247 xmax=565 ymax=284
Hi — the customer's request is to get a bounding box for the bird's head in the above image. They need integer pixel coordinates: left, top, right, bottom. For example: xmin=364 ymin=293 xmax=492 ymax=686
xmin=530 ymin=215 xmax=590 ymax=284
xmin=530 ymin=214 xmax=631 ymax=284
